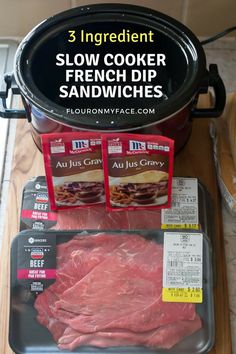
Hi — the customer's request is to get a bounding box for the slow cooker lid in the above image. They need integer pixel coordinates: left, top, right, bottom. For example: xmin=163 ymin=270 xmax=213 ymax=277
xmin=15 ymin=4 xmax=206 ymax=130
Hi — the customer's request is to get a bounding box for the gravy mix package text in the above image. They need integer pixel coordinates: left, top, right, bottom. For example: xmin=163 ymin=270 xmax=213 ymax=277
xmin=41 ymin=133 xmax=104 ymax=210
xmin=102 ymin=134 xmax=174 ymax=211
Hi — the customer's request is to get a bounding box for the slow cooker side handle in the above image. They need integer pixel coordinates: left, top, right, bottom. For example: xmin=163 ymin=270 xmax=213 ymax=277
xmin=191 ymin=64 xmax=226 ymax=118
xmin=0 ymin=73 xmax=27 ymax=119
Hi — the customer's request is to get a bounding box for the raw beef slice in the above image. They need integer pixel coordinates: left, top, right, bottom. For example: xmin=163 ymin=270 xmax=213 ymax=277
xmin=34 ymin=233 xmax=202 ymax=351
xmin=58 ymin=316 xmax=202 ymax=350
xmin=52 ymin=205 xmax=162 ymax=230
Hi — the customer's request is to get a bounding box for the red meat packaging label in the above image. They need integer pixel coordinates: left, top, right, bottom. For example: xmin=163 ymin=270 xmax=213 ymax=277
xmin=17 ymin=233 xmax=56 ymax=293
xmin=41 ymin=132 xmax=104 ymax=210
xmin=20 ymin=176 xmax=58 ymax=231
xmin=102 ymin=133 xmax=174 ymax=211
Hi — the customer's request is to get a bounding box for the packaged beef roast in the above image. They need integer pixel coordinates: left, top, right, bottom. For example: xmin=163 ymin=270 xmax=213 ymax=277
xmin=20 ymin=177 xmax=214 ymax=235
xmin=41 ymin=132 xmax=104 ymax=210
xmin=102 ymin=134 xmax=174 ymax=211
xmin=10 ymin=229 xmax=214 ymax=354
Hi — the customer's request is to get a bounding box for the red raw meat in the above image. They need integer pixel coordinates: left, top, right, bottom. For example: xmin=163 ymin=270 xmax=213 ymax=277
xmin=34 ymin=289 xmax=67 ymax=342
xmin=52 ymin=205 xmax=161 ymax=230
xmin=34 ymin=233 xmax=202 ymax=351
xmin=35 ymin=233 xmax=132 ymax=323
xmin=58 ymin=316 xmax=202 ymax=350
xmin=56 ymin=237 xmax=195 ymax=334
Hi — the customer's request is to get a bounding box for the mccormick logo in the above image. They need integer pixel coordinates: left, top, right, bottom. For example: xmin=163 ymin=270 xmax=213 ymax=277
xmin=72 ymin=139 xmax=89 ymax=150
xmin=31 ymin=248 xmax=44 ymax=260
xmin=36 ymin=193 xmax=48 ymax=203
xmin=129 ymin=140 xmax=146 ymax=151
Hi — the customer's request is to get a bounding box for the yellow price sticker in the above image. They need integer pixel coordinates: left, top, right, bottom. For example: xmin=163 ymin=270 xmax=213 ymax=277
xmin=161 ymin=224 xmax=199 ymax=230
xmin=162 ymin=287 xmax=203 ymax=303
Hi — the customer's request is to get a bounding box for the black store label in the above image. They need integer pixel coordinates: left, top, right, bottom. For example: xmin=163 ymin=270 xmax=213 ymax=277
xmin=20 ymin=176 xmax=57 ymax=231
xmin=17 ymin=233 xmax=56 ymax=293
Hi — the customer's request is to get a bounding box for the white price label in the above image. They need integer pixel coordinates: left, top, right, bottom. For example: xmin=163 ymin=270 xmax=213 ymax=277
xmin=161 ymin=177 xmax=199 ymax=229
xmin=163 ymin=232 xmax=203 ymax=289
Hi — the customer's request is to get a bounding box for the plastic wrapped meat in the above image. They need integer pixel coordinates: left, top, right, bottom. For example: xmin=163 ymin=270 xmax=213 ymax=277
xmin=34 ymin=233 xmax=202 ymax=351
xmin=52 ymin=205 xmax=162 ymax=230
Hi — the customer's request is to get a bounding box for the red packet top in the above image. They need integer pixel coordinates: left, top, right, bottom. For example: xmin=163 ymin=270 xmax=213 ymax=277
xmin=41 ymin=132 xmax=104 ymax=211
xmin=102 ymin=133 xmax=174 ymax=212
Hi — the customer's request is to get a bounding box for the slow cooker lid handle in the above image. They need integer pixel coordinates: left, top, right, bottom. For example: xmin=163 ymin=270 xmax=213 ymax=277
xmin=0 ymin=73 xmax=27 ymax=119
xmin=191 ymin=64 xmax=226 ymax=118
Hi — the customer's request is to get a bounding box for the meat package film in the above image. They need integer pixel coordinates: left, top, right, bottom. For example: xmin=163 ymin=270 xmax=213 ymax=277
xmin=10 ymin=229 xmax=214 ymax=354
xmin=20 ymin=176 xmax=214 ymax=236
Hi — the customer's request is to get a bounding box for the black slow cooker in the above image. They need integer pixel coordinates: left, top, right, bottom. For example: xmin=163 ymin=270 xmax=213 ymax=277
xmin=0 ymin=4 xmax=226 ymax=151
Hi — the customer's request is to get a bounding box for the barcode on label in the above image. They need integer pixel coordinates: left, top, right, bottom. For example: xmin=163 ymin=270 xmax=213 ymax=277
xmin=171 ymin=202 xmax=181 ymax=207
xmin=167 ymin=261 xmax=183 ymax=268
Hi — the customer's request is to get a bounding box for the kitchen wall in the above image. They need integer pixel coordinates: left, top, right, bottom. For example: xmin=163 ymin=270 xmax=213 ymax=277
xmin=0 ymin=0 xmax=236 ymax=39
